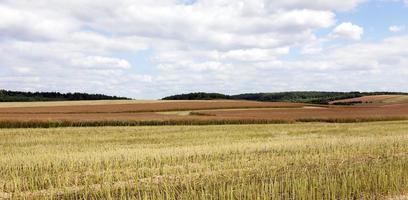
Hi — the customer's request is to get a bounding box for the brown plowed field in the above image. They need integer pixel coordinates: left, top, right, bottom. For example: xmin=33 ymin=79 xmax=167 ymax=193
xmin=0 ymin=100 xmax=407 ymax=125
xmin=0 ymin=100 xmax=304 ymax=122
xmin=197 ymin=103 xmax=408 ymax=121
xmin=0 ymin=100 xmax=304 ymax=114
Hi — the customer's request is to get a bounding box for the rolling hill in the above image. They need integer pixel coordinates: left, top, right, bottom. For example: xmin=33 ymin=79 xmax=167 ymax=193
xmin=329 ymin=95 xmax=408 ymax=105
xmin=163 ymin=92 xmax=408 ymax=104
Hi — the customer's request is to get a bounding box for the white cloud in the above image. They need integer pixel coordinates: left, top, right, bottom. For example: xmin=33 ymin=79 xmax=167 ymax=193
xmin=389 ymin=25 xmax=405 ymax=33
xmin=153 ymin=36 xmax=408 ymax=97
xmin=0 ymin=5 xmax=78 ymax=41
xmin=332 ymin=22 xmax=364 ymax=40
xmin=13 ymin=67 xmax=32 ymax=74
xmin=1 ymin=0 xmax=407 ymax=98
xmin=264 ymin=0 xmax=364 ymax=11
xmin=71 ymin=56 xmax=131 ymax=69
xmin=222 ymin=48 xmax=290 ymax=62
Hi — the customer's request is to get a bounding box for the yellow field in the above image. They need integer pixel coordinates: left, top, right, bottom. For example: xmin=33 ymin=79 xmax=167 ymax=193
xmin=329 ymin=95 xmax=408 ymax=105
xmin=1 ymin=121 xmax=408 ymax=199
xmin=383 ymin=95 xmax=408 ymax=104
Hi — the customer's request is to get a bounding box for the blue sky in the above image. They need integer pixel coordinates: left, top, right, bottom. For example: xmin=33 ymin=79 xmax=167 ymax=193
xmin=337 ymin=0 xmax=408 ymax=40
xmin=0 ymin=0 xmax=407 ymax=99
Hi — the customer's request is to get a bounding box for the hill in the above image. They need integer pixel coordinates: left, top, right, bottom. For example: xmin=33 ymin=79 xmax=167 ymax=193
xmin=329 ymin=95 xmax=408 ymax=105
xmin=0 ymin=89 xmax=129 ymax=102
xmin=162 ymin=92 xmax=408 ymax=104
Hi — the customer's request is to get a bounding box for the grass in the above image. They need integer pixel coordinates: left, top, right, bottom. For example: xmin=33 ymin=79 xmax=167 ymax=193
xmin=1 ymin=121 xmax=408 ymax=199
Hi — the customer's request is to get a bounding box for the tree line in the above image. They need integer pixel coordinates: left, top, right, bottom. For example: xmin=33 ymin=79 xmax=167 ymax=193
xmin=0 ymin=89 xmax=129 ymax=102
xmin=162 ymin=91 xmax=408 ymax=104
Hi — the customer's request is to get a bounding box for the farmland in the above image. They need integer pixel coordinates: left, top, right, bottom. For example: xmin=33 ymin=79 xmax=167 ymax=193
xmin=0 ymin=100 xmax=307 ymax=128
xmin=1 ymin=121 xmax=408 ymax=199
xmin=1 ymin=95 xmax=408 ymax=199
xmin=329 ymin=95 xmax=408 ymax=105
xmin=0 ymin=97 xmax=407 ymax=128
xmin=2 ymin=0 xmax=408 ymax=199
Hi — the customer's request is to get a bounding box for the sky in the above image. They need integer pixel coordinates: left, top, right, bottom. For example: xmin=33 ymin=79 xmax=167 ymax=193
xmin=0 ymin=0 xmax=408 ymax=99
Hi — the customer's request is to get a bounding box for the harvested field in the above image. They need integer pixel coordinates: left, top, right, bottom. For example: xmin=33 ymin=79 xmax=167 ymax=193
xmin=0 ymin=99 xmax=274 ymax=108
xmin=1 ymin=121 xmax=408 ymax=199
xmin=329 ymin=95 xmax=408 ymax=105
xmin=383 ymin=95 xmax=408 ymax=104
xmin=0 ymin=100 xmax=304 ymax=114
xmin=197 ymin=103 xmax=408 ymax=122
xmin=0 ymin=100 xmax=153 ymax=108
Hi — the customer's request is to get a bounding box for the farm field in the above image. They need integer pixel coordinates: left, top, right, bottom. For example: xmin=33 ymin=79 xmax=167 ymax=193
xmin=1 ymin=121 xmax=408 ymax=199
xmin=0 ymin=100 xmax=303 ymax=113
xmin=195 ymin=103 xmax=408 ymax=122
xmin=0 ymin=100 xmax=155 ymax=108
xmin=329 ymin=95 xmax=408 ymax=105
xmin=0 ymin=99 xmax=296 ymax=108
xmin=0 ymin=97 xmax=408 ymax=128
xmin=3 ymin=1 xmax=408 ymax=199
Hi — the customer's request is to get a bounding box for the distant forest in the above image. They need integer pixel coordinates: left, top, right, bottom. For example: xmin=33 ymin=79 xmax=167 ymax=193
xmin=0 ymin=89 xmax=129 ymax=102
xmin=162 ymin=92 xmax=408 ymax=104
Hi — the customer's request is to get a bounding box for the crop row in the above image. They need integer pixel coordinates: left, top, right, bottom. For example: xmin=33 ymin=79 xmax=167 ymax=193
xmin=0 ymin=116 xmax=407 ymax=128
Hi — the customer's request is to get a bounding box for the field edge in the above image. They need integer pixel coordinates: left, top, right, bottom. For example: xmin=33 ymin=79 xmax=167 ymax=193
xmin=0 ymin=117 xmax=407 ymax=128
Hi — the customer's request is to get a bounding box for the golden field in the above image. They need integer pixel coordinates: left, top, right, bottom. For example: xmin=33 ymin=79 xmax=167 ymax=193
xmin=1 ymin=121 xmax=408 ymax=199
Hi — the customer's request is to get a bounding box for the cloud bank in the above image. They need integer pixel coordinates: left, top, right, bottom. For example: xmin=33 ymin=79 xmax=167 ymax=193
xmin=0 ymin=0 xmax=407 ymax=98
